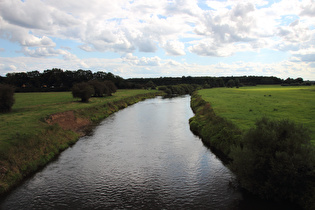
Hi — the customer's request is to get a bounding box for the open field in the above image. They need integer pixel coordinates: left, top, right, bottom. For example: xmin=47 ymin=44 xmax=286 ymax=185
xmin=197 ymin=85 xmax=315 ymax=142
xmin=0 ymin=89 xmax=158 ymax=151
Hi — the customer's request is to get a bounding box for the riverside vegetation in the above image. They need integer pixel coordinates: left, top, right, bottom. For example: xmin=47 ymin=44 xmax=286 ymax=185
xmin=189 ymin=85 xmax=315 ymax=209
xmin=0 ymin=89 xmax=161 ymax=195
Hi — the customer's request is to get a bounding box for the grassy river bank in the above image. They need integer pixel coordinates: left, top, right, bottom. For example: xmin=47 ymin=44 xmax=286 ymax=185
xmin=189 ymin=85 xmax=315 ymax=209
xmin=0 ymin=90 xmax=162 ymax=195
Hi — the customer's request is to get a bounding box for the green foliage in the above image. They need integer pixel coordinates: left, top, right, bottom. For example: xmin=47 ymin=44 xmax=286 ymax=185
xmin=158 ymin=84 xmax=200 ymax=95
xmin=230 ymin=117 xmax=315 ymax=208
xmin=191 ymin=91 xmax=315 ymax=208
xmin=145 ymin=80 xmax=157 ymax=89
xmin=72 ymin=82 xmax=95 ymax=102
xmin=4 ymin=69 xmax=128 ymax=91
xmin=88 ymin=80 xmax=107 ymax=97
xmin=104 ymin=80 xmax=117 ymax=96
xmin=226 ymin=79 xmax=235 ymax=88
xmin=0 ymin=84 xmax=15 ymax=113
xmin=190 ymin=92 xmax=242 ymax=159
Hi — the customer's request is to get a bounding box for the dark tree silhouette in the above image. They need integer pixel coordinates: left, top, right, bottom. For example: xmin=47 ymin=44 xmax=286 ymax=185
xmin=0 ymin=84 xmax=15 ymax=113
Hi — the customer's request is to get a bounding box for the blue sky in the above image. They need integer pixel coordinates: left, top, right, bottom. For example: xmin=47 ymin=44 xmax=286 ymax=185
xmin=0 ymin=0 xmax=314 ymax=80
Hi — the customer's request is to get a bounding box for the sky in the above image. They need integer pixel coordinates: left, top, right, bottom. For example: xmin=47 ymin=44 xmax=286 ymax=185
xmin=0 ymin=0 xmax=314 ymax=80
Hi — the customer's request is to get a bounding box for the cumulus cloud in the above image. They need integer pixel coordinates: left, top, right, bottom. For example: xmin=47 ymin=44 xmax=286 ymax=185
xmin=122 ymin=53 xmax=161 ymax=66
xmin=0 ymin=0 xmax=78 ymax=31
xmin=0 ymin=0 xmax=315 ymax=79
xmin=188 ymin=39 xmax=235 ymax=57
xmin=163 ymin=40 xmax=186 ymax=56
xmin=300 ymin=0 xmax=315 ymax=17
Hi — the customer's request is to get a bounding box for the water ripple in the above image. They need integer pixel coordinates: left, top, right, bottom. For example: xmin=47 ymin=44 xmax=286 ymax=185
xmin=1 ymin=96 xmax=243 ymax=209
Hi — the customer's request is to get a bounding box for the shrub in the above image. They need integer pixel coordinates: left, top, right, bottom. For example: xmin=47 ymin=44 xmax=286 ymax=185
xmin=0 ymin=84 xmax=15 ymax=113
xmin=72 ymin=82 xmax=94 ymax=102
xmin=230 ymin=117 xmax=315 ymax=208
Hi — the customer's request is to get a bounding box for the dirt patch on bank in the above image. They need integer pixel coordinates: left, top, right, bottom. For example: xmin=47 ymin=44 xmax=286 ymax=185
xmin=46 ymin=111 xmax=91 ymax=136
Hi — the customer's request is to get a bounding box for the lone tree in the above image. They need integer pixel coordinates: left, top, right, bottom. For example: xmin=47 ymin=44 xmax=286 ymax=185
xmin=0 ymin=84 xmax=15 ymax=113
xmin=72 ymin=82 xmax=94 ymax=102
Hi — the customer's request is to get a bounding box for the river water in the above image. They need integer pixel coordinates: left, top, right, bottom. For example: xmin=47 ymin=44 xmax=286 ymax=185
xmin=0 ymin=96 xmax=292 ymax=209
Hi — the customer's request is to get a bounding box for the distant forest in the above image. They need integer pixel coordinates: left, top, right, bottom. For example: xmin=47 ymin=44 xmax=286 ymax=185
xmin=0 ymin=68 xmax=311 ymax=92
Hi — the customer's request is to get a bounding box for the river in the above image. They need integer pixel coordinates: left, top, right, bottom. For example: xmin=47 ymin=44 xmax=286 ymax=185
xmin=0 ymin=96 xmax=292 ymax=209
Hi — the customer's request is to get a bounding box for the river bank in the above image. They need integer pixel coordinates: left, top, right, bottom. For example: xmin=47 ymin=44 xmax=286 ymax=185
xmin=1 ymin=95 xmax=249 ymax=209
xmin=0 ymin=90 xmax=162 ymax=195
xmin=189 ymin=91 xmax=314 ymax=209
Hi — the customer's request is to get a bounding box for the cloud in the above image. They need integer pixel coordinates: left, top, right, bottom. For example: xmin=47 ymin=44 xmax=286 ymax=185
xmin=122 ymin=53 xmax=161 ymax=66
xmin=0 ymin=0 xmax=315 ymax=80
xmin=0 ymin=0 xmax=78 ymax=30
xmin=134 ymin=36 xmax=157 ymax=53
xmin=163 ymin=40 xmax=186 ymax=56
xmin=1 ymin=54 xmax=314 ymax=80
xmin=21 ymin=47 xmax=62 ymax=58
xmin=300 ymin=0 xmax=315 ymax=17
xmin=188 ymin=39 xmax=234 ymax=57
xmin=20 ymin=46 xmax=86 ymax=66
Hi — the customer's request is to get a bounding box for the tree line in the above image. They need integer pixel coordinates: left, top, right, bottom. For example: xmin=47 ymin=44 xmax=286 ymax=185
xmin=1 ymin=68 xmax=313 ymax=92
xmin=127 ymin=75 xmax=286 ymax=87
xmin=0 ymin=68 xmax=129 ymax=92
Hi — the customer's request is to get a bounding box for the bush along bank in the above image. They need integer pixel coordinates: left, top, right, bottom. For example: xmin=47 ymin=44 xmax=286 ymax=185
xmin=0 ymin=91 xmax=162 ymax=196
xmin=189 ymin=92 xmax=242 ymax=161
xmin=189 ymin=92 xmax=315 ymax=209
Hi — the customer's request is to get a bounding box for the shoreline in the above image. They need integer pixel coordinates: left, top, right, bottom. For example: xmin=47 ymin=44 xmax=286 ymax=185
xmin=0 ymin=91 xmax=162 ymax=196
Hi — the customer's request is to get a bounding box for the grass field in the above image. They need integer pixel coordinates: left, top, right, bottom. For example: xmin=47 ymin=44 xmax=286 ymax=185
xmin=197 ymin=85 xmax=315 ymax=142
xmin=0 ymin=89 xmax=158 ymax=150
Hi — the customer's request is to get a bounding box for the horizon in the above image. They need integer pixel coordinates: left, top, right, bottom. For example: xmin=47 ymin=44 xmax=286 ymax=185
xmin=0 ymin=0 xmax=314 ymax=80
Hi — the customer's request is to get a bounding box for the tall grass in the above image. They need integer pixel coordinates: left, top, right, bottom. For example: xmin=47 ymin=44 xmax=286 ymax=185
xmin=198 ymin=85 xmax=315 ymax=143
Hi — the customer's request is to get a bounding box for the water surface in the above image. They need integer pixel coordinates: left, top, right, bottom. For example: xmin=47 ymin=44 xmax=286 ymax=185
xmin=1 ymin=96 xmax=285 ymax=209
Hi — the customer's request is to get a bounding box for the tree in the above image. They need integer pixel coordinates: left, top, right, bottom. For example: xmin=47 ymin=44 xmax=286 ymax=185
xmin=234 ymin=78 xmax=240 ymax=87
xmin=226 ymin=79 xmax=235 ymax=88
xmin=104 ymin=80 xmax=117 ymax=96
xmin=72 ymin=82 xmax=94 ymax=102
xmin=88 ymin=80 xmax=107 ymax=97
xmin=0 ymin=84 xmax=15 ymax=113
xmin=230 ymin=117 xmax=315 ymax=208
xmin=145 ymin=80 xmax=157 ymax=89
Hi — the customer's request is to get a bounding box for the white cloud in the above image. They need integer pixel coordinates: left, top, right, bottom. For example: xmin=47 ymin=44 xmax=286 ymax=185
xmin=163 ymin=40 xmax=186 ymax=56
xmin=0 ymin=0 xmax=315 ymax=80
xmin=188 ymin=39 xmax=235 ymax=57
xmin=1 ymin=54 xmax=315 ymax=80
xmin=122 ymin=54 xmax=161 ymax=66
xmin=300 ymin=0 xmax=315 ymax=17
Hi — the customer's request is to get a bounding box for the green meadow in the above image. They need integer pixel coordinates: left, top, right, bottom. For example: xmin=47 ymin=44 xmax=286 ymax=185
xmin=0 ymin=89 xmax=158 ymax=151
xmin=197 ymin=85 xmax=315 ymax=143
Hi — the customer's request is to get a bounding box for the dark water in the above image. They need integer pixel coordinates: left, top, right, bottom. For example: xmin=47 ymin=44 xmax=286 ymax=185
xmin=0 ymin=96 xmax=294 ymax=209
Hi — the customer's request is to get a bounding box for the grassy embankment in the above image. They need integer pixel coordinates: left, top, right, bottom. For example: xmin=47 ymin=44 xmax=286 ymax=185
xmin=197 ymin=85 xmax=315 ymax=143
xmin=0 ymin=89 xmax=161 ymax=195
xmin=189 ymin=85 xmax=315 ymax=208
